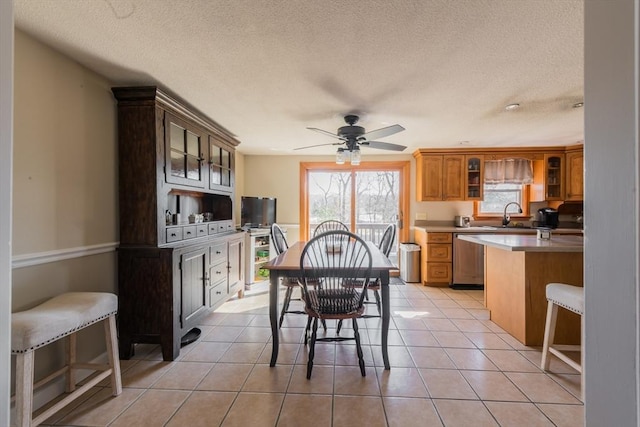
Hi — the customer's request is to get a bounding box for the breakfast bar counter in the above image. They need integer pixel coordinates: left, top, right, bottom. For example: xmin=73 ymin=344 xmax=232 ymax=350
xmin=457 ymin=234 xmax=584 ymax=346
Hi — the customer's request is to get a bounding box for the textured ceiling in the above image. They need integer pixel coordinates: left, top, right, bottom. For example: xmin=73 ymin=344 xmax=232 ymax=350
xmin=14 ymin=0 xmax=584 ymax=156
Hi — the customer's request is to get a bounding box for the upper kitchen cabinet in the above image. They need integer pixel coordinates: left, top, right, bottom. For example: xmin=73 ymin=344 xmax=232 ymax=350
xmin=415 ymin=152 xmax=465 ymax=201
xmin=416 ymin=155 xmax=443 ymax=201
xmin=565 ymin=146 xmax=584 ymax=201
xmin=465 ymin=155 xmax=484 ymax=200
xmin=544 ymin=154 xmax=565 ymax=201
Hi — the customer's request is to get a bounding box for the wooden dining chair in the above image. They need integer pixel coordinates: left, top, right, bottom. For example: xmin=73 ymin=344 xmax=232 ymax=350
xmin=271 ymin=223 xmax=326 ymax=330
xmin=336 ymin=223 xmax=396 ymax=333
xmin=300 ymin=230 xmax=372 ymax=378
xmin=313 ymin=219 xmax=349 ymax=236
xmin=271 ymin=224 xmax=303 ymax=327
xmin=365 ymin=223 xmax=396 ymax=315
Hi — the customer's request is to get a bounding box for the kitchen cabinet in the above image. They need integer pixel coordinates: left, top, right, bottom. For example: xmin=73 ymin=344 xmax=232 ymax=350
xmin=544 ymin=154 xmax=565 ymax=201
xmin=113 ymin=86 xmax=243 ymax=361
xmin=465 ymin=155 xmax=484 ymax=200
xmin=565 ymin=147 xmax=584 ymax=201
xmin=415 ymin=154 xmax=465 ymax=201
xmin=414 ymin=229 xmax=452 ymax=285
xmin=415 ymin=147 xmax=582 ymax=203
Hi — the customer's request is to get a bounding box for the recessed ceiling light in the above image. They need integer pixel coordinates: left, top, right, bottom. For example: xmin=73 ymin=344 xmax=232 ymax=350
xmin=572 ymin=102 xmax=584 ymax=108
xmin=505 ymin=103 xmax=520 ymax=111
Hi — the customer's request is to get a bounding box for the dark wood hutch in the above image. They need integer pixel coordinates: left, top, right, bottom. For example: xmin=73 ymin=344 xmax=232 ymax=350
xmin=113 ymin=86 xmax=244 ymax=361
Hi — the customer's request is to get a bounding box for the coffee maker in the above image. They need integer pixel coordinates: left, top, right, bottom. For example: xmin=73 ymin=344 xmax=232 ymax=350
xmin=537 ymin=208 xmax=559 ymax=229
xmin=454 ymin=216 xmax=471 ymax=228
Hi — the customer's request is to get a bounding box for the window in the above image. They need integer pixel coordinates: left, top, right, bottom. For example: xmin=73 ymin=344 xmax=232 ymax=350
xmin=299 ymin=161 xmax=411 ymax=260
xmin=474 ymin=183 xmax=529 ymax=217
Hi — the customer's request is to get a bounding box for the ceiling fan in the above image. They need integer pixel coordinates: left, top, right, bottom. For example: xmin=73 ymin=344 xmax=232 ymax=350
xmin=296 ymin=115 xmax=407 ymax=153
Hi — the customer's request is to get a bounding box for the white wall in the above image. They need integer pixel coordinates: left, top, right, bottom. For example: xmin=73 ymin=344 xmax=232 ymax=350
xmin=584 ymin=0 xmax=639 ymax=424
xmin=1 ymin=1 xmax=13 ymax=424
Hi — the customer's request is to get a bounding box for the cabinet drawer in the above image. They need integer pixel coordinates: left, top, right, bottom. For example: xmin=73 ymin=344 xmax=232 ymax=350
xmin=183 ymin=225 xmax=197 ymax=240
xmin=426 ymin=262 xmax=452 ymax=283
xmin=427 ymin=233 xmax=452 ymax=243
xmin=210 ymin=241 xmax=227 ymax=264
xmin=208 ymin=222 xmax=219 ymax=235
xmin=209 ymin=261 xmax=227 ymax=284
xmin=427 ymin=244 xmax=452 ymax=262
xmin=166 ymin=227 xmax=183 ymax=243
xmin=197 ymin=225 xmax=208 ymax=237
xmin=209 ymin=279 xmax=227 ymax=307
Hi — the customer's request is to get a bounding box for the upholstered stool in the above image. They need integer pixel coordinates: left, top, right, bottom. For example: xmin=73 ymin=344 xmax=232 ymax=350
xmin=541 ymin=283 xmax=584 ymax=376
xmin=11 ymin=292 xmax=122 ymax=427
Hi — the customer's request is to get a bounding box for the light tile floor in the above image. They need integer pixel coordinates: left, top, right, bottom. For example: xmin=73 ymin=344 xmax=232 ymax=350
xmin=37 ymin=281 xmax=583 ymax=426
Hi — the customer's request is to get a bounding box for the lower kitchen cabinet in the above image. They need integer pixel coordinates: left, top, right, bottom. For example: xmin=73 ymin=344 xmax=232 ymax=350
xmin=118 ymin=232 xmax=245 ymax=361
xmin=414 ymin=229 xmax=453 ymax=285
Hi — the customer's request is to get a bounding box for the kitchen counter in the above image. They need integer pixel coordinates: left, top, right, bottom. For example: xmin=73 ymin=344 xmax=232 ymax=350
xmin=416 ymin=225 xmax=583 ymax=234
xmin=460 ymin=232 xmax=583 ymax=346
xmin=457 ymin=234 xmax=583 ymax=252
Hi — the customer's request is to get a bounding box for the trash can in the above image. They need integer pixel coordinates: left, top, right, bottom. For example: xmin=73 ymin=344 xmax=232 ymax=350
xmin=399 ymin=243 xmax=421 ymax=283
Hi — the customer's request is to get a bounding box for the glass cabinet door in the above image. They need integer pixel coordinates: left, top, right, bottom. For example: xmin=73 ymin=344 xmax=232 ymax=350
xmin=165 ymin=113 xmax=205 ymax=188
xmin=545 ymin=155 xmax=564 ymax=200
xmin=208 ymin=136 xmax=234 ymax=193
xmin=465 ymin=155 xmax=483 ymax=200
xmin=465 ymin=155 xmax=484 ymax=200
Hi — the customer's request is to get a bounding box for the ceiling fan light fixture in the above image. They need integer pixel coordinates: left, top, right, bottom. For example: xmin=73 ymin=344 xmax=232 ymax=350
xmin=350 ymin=147 xmax=361 ymax=165
xmin=505 ymin=103 xmax=520 ymax=111
xmin=336 ymin=148 xmax=346 ymax=165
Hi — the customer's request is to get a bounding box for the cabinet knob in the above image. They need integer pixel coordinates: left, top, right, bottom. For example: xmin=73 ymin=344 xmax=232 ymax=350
xmin=170 ymin=233 xmax=176 ymax=237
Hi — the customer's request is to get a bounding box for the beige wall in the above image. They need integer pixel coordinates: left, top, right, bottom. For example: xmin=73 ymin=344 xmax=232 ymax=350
xmin=12 ymin=30 xmax=118 ymax=392
xmin=13 ymin=31 xmax=118 ymax=256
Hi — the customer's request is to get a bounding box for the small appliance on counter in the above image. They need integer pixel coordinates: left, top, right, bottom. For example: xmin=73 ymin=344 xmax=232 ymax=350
xmin=536 ymin=208 xmax=559 ymax=229
xmin=454 ymin=216 xmax=471 ymax=228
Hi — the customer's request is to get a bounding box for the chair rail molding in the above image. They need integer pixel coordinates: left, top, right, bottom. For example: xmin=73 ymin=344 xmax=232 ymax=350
xmin=12 ymin=242 xmax=119 ymax=269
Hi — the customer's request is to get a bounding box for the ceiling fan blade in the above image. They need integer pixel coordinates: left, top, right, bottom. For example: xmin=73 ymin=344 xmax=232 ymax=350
xmin=307 ymin=127 xmax=345 ymax=140
xmin=294 ymin=141 xmax=344 ymax=151
xmin=360 ymin=140 xmax=407 ymax=152
xmin=361 ymin=124 xmax=405 ymax=141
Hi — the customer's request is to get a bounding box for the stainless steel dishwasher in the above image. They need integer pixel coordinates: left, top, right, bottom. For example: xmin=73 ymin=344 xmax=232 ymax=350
xmin=452 ymin=234 xmax=484 ymax=289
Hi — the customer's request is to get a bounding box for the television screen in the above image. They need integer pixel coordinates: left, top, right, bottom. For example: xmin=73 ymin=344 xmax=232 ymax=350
xmin=241 ymin=197 xmax=277 ymax=227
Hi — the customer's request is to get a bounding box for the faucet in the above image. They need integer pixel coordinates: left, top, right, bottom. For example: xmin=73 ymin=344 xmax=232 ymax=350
xmin=502 ymin=202 xmax=523 ymax=227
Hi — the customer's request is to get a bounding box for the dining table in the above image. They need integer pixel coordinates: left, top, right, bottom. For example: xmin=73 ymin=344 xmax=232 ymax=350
xmin=262 ymin=240 xmax=396 ymax=370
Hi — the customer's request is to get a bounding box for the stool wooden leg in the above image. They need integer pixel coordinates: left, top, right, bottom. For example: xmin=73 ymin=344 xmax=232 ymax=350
xmin=541 ymin=300 xmax=559 ymax=370
xmin=15 ymin=351 xmax=34 ymax=427
xmin=66 ymin=333 xmax=77 ymax=393
xmin=104 ymin=315 xmax=122 ymax=396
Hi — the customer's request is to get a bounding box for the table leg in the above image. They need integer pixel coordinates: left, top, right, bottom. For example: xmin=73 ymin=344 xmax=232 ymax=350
xmin=269 ymin=272 xmax=280 ymax=367
xmin=381 ymin=271 xmax=390 ymax=370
